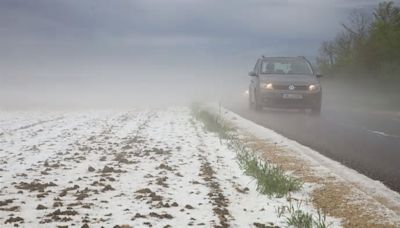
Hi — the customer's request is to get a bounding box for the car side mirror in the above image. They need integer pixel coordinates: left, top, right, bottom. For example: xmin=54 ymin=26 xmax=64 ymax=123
xmin=248 ymin=71 xmax=257 ymax=76
xmin=316 ymin=73 xmax=323 ymax=78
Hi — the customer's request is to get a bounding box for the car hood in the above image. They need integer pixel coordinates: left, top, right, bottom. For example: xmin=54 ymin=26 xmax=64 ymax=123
xmin=259 ymin=74 xmax=319 ymax=85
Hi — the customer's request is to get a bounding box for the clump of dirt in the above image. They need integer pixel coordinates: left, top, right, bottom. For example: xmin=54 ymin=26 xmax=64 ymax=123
xmin=157 ymin=163 xmax=174 ymax=171
xmin=0 ymin=198 xmax=14 ymax=206
xmin=0 ymin=206 xmax=19 ymax=211
xmin=78 ymin=145 xmax=91 ymax=151
xmin=149 ymin=212 xmax=174 ymax=219
xmin=43 ymin=209 xmax=79 ymax=223
xmin=135 ymin=188 xmax=163 ymax=203
xmin=114 ymin=152 xmax=134 ymax=164
xmin=44 ymin=160 xmax=61 ymax=168
xmin=185 ymin=204 xmax=195 ymax=210
xmin=114 ymin=225 xmax=132 ymax=228
xmin=171 ymin=202 xmax=179 ymax=207
xmin=4 ymin=216 xmax=24 ymax=224
xmin=101 ymin=184 xmax=115 ymax=192
xmin=15 ymin=181 xmax=57 ymax=192
xmin=88 ymin=166 xmax=95 ymax=172
xmin=53 ymin=201 xmax=63 ymax=208
xmin=131 ymin=213 xmax=147 ymax=220
xmin=47 ymin=209 xmax=79 ymax=216
xmin=155 ymin=202 xmax=171 ymax=208
xmin=253 ymin=222 xmax=279 ymax=228
xmin=155 ymin=176 xmax=169 ymax=188
xmin=143 ymin=222 xmax=152 ymax=227
xmin=82 ymin=203 xmax=92 ymax=209
xmin=235 ymin=186 xmax=249 ymax=194
xmin=125 ymin=136 xmax=145 ymax=144
xmin=75 ymin=187 xmax=92 ymax=201
xmin=68 ymin=202 xmax=82 ymax=207
xmin=148 ymin=192 xmax=163 ymax=202
xmin=101 ymin=165 xmax=125 ymax=173
xmin=16 ymin=173 xmax=28 ymax=177
xmin=36 ymin=204 xmax=48 ymax=210
xmin=143 ymin=147 xmax=171 ymax=156
xmin=135 ymin=188 xmax=152 ymax=194
xmin=59 ymin=184 xmax=79 ymax=197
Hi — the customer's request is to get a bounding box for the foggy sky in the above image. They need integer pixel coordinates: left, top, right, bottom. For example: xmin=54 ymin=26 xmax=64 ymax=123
xmin=0 ymin=0 xmax=396 ymax=108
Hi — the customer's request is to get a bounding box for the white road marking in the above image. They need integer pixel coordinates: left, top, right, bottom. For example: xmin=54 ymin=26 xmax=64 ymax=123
xmin=366 ymin=129 xmax=400 ymax=139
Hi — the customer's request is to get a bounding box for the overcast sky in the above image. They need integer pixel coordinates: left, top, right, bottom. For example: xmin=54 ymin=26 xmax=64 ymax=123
xmin=0 ymin=0 xmax=396 ymax=107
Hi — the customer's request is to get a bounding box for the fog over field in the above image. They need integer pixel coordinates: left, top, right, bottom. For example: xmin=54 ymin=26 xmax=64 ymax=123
xmin=2 ymin=2 xmax=400 ymax=227
xmin=2 ymin=0 xmax=395 ymax=109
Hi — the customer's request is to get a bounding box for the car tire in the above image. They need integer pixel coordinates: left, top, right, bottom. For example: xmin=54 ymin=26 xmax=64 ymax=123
xmin=254 ymin=90 xmax=262 ymax=111
xmin=311 ymin=103 xmax=321 ymax=115
xmin=248 ymin=89 xmax=254 ymax=109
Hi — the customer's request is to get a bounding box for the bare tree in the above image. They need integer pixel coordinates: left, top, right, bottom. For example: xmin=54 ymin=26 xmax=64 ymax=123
xmin=319 ymin=41 xmax=335 ymax=66
xmin=342 ymin=9 xmax=371 ymax=43
xmin=373 ymin=1 xmax=400 ymax=25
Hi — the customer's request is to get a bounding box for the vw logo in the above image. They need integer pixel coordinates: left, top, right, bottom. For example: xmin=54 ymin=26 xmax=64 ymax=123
xmin=288 ymin=85 xmax=295 ymax=90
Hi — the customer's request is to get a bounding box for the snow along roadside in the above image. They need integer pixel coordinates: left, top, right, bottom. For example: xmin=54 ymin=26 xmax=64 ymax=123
xmin=204 ymin=104 xmax=400 ymax=227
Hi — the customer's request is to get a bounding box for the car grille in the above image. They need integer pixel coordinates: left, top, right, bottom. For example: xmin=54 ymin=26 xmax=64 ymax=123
xmin=274 ymin=85 xmax=309 ymax=91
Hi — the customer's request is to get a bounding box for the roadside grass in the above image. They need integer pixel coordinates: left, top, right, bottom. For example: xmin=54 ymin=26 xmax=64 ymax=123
xmin=191 ymin=104 xmax=301 ymax=197
xmin=277 ymin=201 xmax=330 ymax=228
xmin=190 ymin=103 xmax=232 ymax=140
xmin=191 ymin=104 xmax=331 ymax=227
xmin=234 ymin=144 xmax=302 ymax=198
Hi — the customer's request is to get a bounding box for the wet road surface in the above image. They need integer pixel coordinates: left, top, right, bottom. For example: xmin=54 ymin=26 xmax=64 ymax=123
xmin=225 ymin=99 xmax=400 ymax=192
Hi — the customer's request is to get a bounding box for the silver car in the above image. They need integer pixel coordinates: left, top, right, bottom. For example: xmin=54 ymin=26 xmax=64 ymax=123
xmin=248 ymin=56 xmax=322 ymax=114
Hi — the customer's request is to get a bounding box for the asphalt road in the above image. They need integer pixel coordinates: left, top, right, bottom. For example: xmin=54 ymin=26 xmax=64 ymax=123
xmin=225 ymin=97 xmax=400 ymax=192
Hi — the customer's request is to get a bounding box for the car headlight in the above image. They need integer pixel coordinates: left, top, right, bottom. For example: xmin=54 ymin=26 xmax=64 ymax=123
xmin=309 ymin=84 xmax=320 ymax=92
xmin=261 ymin=83 xmax=274 ymax=90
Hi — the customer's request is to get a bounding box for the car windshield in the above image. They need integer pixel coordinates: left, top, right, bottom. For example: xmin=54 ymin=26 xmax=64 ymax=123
xmin=260 ymin=59 xmax=313 ymax=75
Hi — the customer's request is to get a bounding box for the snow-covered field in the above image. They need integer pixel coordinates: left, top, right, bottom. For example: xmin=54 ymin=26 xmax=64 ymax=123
xmin=0 ymin=108 xmax=337 ymax=227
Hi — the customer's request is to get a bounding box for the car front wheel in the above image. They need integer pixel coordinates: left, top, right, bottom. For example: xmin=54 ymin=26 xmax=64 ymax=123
xmin=253 ymin=90 xmax=262 ymax=111
xmin=310 ymin=102 xmax=321 ymax=115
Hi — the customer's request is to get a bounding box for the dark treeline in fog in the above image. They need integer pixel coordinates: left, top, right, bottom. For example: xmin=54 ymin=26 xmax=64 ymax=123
xmin=317 ymin=1 xmax=400 ymax=81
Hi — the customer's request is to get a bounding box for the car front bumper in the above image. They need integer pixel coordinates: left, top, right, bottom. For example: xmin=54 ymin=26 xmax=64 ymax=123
xmin=260 ymin=90 xmax=321 ymax=108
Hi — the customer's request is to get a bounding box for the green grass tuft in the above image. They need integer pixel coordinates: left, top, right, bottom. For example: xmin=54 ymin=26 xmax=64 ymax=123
xmin=277 ymin=201 xmax=331 ymax=228
xmin=235 ymin=149 xmax=302 ymax=197
xmin=191 ymin=104 xmax=301 ymax=197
